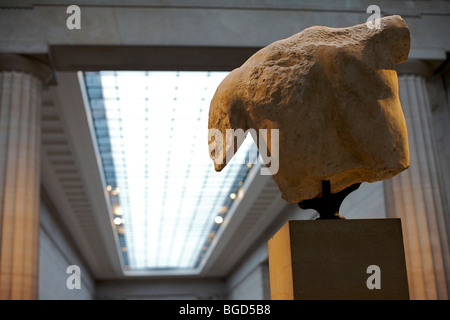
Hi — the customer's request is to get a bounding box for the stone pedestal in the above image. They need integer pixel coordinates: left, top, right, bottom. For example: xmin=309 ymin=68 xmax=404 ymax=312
xmin=0 ymin=54 xmax=51 ymax=299
xmin=268 ymin=219 xmax=409 ymax=300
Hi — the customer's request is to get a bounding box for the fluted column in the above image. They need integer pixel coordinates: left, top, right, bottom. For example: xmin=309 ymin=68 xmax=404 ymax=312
xmin=0 ymin=54 xmax=52 ymax=299
xmin=384 ymin=60 xmax=449 ymax=300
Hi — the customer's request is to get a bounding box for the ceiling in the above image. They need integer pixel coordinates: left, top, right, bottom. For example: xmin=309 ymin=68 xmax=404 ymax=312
xmin=40 ymin=71 xmax=288 ymax=279
xmin=84 ymin=70 xmax=261 ymax=271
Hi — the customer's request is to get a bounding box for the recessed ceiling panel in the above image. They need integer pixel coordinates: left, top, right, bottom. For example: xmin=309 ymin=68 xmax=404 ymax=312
xmin=84 ymin=71 xmax=258 ymax=271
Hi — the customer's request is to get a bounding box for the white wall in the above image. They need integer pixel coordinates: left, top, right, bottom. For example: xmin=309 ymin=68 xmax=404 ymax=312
xmin=225 ymin=242 xmax=270 ymax=300
xmin=227 ymin=261 xmax=270 ymax=300
xmin=38 ymin=197 xmax=96 ymax=299
xmin=95 ymin=278 xmax=225 ymax=300
xmin=340 ymin=181 xmax=387 ymax=219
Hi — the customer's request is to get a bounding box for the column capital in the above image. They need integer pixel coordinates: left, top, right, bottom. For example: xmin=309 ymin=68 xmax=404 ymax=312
xmin=0 ymin=53 xmax=54 ymax=84
xmin=395 ymin=59 xmax=435 ymax=78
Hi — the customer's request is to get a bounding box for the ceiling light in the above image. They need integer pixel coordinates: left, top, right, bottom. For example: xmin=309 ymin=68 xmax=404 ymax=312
xmin=219 ymin=206 xmax=228 ymax=214
xmin=214 ymin=216 xmax=224 ymax=224
xmin=230 ymin=193 xmax=237 ymax=200
xmin=238 ymin=188 xmax=244 ymax=199
xmin=113 ymin=217 xmax=123 ymax=225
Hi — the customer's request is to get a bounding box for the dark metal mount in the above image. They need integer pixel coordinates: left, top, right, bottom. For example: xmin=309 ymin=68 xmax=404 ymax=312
xmin=298 ymin=180 xmax=361 ymax=219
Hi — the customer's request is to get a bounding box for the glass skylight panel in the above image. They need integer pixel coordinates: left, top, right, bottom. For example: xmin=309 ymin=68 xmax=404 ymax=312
xmin=84 ymin=71 xmax=258 ymax=271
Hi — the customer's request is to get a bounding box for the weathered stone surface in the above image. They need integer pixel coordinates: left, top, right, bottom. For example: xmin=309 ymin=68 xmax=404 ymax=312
xmin=208 ymin=15 xmax=411 ymax=203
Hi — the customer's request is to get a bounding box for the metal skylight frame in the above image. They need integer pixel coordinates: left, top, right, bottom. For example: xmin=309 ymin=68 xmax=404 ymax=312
xmin=83 ymin=71 xmax=258 ymax=272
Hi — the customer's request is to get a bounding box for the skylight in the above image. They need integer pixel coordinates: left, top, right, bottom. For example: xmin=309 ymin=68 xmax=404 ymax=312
xmin=84 ymin=71 xmax=258 ymax=271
